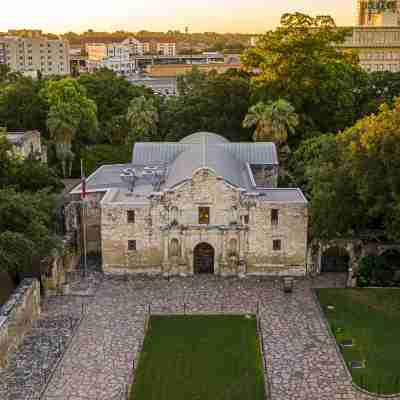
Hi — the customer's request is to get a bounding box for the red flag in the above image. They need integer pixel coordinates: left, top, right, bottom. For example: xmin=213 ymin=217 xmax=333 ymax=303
xmin=81 ymin=159 xmax=86 ymax=200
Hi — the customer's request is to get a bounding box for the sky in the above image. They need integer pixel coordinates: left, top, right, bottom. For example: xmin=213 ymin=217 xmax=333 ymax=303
xmin=1 ymin=0 xmax=358 ymax=34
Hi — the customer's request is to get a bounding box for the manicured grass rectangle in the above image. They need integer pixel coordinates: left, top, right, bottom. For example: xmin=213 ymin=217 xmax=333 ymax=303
xmin=130 ymin=315 xmax=266 ymax=400
xmin=317 ymin=289 xmax=400 ymax=395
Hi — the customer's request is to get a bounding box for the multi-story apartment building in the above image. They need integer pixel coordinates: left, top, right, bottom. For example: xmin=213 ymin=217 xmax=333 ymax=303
xmin=339 ymin=26 xmax=400 ymax=72
xmin=86 ymin=36 xmax=176 ymax=60
xmin=0 ymin=36 xmax=70 ymax=77
xmin=86 ymin=36 xmax=177 ymax=75
xmin=335 ymin=1 xmax=400 ymax=72
xmin=0 ymin=42 xmax=5 ymax=65
xmin=357 ymin=0 xmax=400 ymax=26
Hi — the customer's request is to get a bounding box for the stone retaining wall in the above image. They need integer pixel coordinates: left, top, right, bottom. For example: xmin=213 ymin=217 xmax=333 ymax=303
xmin=0 ymin=279 xmax=40 ymax=368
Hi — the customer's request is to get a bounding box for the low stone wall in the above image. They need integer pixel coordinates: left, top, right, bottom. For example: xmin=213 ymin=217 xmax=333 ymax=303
xmin=0 ymin=279 xmax=40 ymax=368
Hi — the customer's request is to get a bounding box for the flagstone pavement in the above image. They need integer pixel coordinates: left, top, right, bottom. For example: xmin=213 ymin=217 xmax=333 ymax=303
xmin=1 ymin=272 xmax=399 ymax=400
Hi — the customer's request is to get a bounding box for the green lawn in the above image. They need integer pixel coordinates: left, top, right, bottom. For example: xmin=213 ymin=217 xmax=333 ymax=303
xmin=130 ymin=315 xmax=266 ymax=400
xmin=317 ymin=289 xmax=400 ymax=395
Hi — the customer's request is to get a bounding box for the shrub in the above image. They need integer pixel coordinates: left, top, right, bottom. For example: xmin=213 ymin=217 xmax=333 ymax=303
xmin=357 ymin=255 xmax=398 ymax=287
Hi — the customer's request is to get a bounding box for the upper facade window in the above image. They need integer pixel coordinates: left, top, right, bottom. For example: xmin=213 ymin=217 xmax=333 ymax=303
xmin=199 ymin=207 xmax=210 ymax=225
xmin=127 ymin=210 xmax=135 ymax=224
xmin=271 ymin=209 xmax=279 ymax=226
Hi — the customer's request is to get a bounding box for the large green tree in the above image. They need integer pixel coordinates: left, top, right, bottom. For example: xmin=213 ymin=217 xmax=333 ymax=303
xmin=306 ymin=98 xmax=400 ymax=241
xmin=0 ymin=188 xmax=60 ymax=285
xmin=161 ymin=68 xmax=252 ymax=142
xmin=126 ymin=95 xmax=159 ymax=143
xmin=40 ymin=78 xmax=98 ymax=176
xmin=242 ymin=13 xmax=367 ymax=139
xmin=78 ymin=69 xmax=153 ymax=144
xmin=0 ymin=76 xmax=47 ymax=132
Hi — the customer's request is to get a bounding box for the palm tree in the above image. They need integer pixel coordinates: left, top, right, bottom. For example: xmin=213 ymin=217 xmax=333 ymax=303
xmin=47 ymin=105 xmax=79 ymax=177
xmin=243 ymin=99 xmax=299 ymax=145
xmin=126 ymin=96 xmax=159 ymax=143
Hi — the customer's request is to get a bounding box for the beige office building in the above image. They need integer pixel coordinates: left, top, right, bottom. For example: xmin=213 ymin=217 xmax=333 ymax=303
xmin=0 ymin=36 xmax=70 ymax=77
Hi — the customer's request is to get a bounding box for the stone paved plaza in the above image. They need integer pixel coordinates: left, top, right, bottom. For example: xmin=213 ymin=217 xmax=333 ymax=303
xmin=1 ymin=272 xmax=399 ymax=400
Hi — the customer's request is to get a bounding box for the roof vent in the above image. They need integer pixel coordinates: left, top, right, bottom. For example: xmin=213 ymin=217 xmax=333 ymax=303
xmin=120 ymin=168 xmax=143 ymax=194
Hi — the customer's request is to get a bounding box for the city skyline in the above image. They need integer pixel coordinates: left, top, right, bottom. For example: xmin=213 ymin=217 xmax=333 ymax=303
xmin=1 ymin=0 xmax=357 ymax=34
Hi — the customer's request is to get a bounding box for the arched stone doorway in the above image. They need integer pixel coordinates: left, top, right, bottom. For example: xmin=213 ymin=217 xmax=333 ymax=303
xmin=321 ymin=246 xmax=350 ymax=273
xmin=381 ymin=249 xmax=400 ymax=270
xmin=194 ymin=243 xmax=215 ymax=274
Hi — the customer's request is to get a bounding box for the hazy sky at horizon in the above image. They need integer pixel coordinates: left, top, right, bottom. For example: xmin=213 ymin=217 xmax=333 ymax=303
xmin=1 ymin=0 xmax=357 ymax=33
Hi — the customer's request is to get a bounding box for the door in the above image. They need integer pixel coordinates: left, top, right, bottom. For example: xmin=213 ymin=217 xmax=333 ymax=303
xmin=194 ymin=243 xmax=215 ymax=274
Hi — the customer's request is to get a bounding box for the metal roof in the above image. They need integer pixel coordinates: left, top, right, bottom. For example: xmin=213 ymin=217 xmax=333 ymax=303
xmin=132 ymin=133 xmax=278 ymax=166
xmin=180 ymin=131 xmax=230 ymax=145
xmin=165 ymin=146 xmax=250 ymax=189
xmin=256 ymin=188 xmax=307 ymax=203
xmin=132 ymin=143 xmax=189 ymax=164
xmin=219 ymin=143 xmax=278 ymax=165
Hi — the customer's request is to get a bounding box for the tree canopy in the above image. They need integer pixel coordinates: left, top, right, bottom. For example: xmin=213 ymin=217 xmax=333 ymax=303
xmin=40 ymin=78 xmax=98 ymax=176
xmin=242 ymin=13 xmax=367 ymax=138
xmin=304 ymin=99 xmax=400 ymax=241
xmin=161 ymin=68 xmax=252 ymax=142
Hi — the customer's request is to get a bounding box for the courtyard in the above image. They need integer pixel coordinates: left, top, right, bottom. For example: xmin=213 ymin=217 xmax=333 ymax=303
xmin=1 ymin=272 xmax=399 ymax=400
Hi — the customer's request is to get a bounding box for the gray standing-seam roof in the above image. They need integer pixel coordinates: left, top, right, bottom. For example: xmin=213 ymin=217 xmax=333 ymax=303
xmin=132 ymin=143 xmax=190 ymax=165
xmin=69 ymin=132 xmax=306 ymax=204
xmin=165 ymin=146 xmax=251 ymax=189
xmin=180 ymin=131 xmax=230 ymax=145
xmin=256 ymin=188 xmax=307 ymax=203
xmin=132 ymin=133 xmax=278 ymax=166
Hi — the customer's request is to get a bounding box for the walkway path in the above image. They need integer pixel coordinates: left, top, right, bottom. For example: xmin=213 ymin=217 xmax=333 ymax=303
xmin=2 ymin=272 xmax=399 ymax=400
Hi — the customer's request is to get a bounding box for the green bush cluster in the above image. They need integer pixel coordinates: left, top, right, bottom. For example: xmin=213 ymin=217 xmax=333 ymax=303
xmin=357 ymin=255 xmax=400 ymax=287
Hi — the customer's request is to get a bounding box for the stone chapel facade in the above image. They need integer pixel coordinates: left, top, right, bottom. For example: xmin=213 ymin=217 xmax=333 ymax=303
xmin=69 ymin=132 xmax=308 ymax=276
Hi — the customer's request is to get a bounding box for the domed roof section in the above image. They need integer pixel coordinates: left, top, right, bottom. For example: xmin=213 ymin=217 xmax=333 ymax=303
xmin=179 ymin=131 xmax=230 ymax=145
xmin=165 ymin=146 xmax=248 ymax=189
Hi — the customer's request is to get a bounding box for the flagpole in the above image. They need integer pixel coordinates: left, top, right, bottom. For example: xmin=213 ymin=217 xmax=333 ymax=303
xmin=81 ymin=159 xmax=88 ymax=278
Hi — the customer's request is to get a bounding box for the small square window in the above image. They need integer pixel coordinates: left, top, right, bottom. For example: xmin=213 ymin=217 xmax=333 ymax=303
xmin=243 ymin=214 xmax=250 ymax=225
xmin=127 ymin=210 xmax=135 ymax=224
xmin=199 ymin=207 xmax=210 ymax=225
xmin=128 ymin=240 xmax=136 ymax=251
xmin=273 ymin=240 xmax=281 ymax=251
xmin=271 ymin=209 xmax=279 ymax=226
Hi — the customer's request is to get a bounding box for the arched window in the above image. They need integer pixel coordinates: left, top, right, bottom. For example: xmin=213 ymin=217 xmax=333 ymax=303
xmin=170 ymin=238 xmax=181 ymax=257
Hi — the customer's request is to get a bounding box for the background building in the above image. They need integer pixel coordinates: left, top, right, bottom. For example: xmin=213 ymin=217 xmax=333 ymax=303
xmin=6 ymin=130 xmax=47 ymax=163
xmin=0 ymin=42 xmax=5 ymax=65
xmin=357 ymin=0 xmax=400 ymax=26
xmin=339 ymin=26 xmax=400 ymax=72
xmin=0 ymin=36 xmax=70 ymax=77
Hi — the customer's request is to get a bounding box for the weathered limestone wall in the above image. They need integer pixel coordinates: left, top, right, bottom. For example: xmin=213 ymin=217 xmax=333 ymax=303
xmin=247 ymin=201 xmax=308 ymax=276
xmin=70 ymin=192 xmax=106 ymax=254
xmin=0 ymin=279 xmax=40 ymax=368
xmin=102 ymin=200 xmax=163 ymax=274
xmin=101 ymin=168 xmax=308 ymax=276
xmin=163 ymin=169 xmax=243 ymax=226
